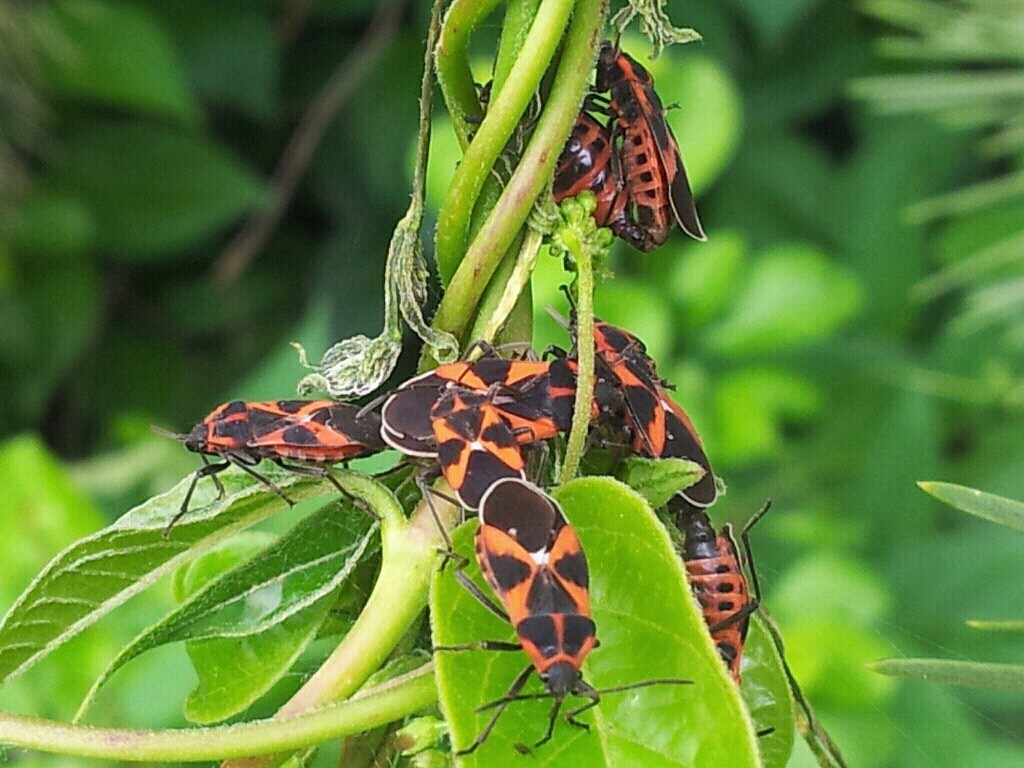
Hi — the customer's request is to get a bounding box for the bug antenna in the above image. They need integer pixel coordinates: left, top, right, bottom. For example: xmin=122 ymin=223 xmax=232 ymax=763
xmin=151 ymin=425 xmax=186 ymax=442
xmin=545 ymin=305 xmax=570 ymax=331
xmin=558 ymin=283 xmax=577 ymax=312
xmin=590 ymin=677 xmax=693 ymax=697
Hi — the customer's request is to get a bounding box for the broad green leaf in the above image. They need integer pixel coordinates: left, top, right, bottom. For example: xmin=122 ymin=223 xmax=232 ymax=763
xmin=4 ymin=192 xmax=95 ymax=256
xmin=185 ymin=609 xmax=331 ymax=724
xmin=868 ymin=659 xmax=1024 ymax=693
xmin=46 ymin=0 xmax=196 ymax=120
xmin=713 ymin=368 xmax=820 ymax=465
xmin=918 ymin=481 xmax=1024 ymax=533
xmin=78 ymin=500 xmax=377 ymax=721
xmin=708 ymin=244 xmax=862 ymax=355
xmin=148 ymin=4 xmax=281 ymax=121
xmin=6 ymin=260 xmax=102 ymax=425
xmin=432 ymin=477 xmax=760 ymax=767
xmin=732 ymin=0 xmax=820 ymax=44
xmin=669 ymin=229 xmax=747 ymax=328
xmin=740 ymin=616 xmax=796 ymax=768
xmin=0 ymin=437 xmax=112 ymax=719
xmin=616 ymin=457 xmax=706 ymax=509
xmin=0 ymin=465 xmax=329 ymax=687
xmin=42 ymin=121 xmax=265 ymax=257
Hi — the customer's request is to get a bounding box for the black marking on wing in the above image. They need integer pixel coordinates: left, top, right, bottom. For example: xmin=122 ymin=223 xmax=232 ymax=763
xmin=487 ymin=553 xmax=533 ymax=592
xmin=553 ymin=549 xmax=589 ymax=589
xmin=281 ymin=424 xmax=319 ymax=445
xmin=516 ymin=615 xmax=560 ymax=659
xmin=562 ymin=615 xmax=597 ymax=658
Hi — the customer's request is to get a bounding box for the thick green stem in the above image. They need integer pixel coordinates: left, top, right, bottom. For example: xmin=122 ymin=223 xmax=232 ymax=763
xmin=223 ymin=488 xmax=457 ymax=768
xmin=432 ymin=0 xmax=607 ymax=341
xmin=434 ymin=0 xmax=497 ymax=149
xmin=558 ymin=238 xmax=594 ymax=483
xmin=493 ymin=0 xmax=543 ymax=94
xmin=434 ymin=0 xmax=575 ymax=285
xmin=466 ymin=228 xmax=543 ymax=347
xmin=0 ymin=666 xmax=436 ymax=762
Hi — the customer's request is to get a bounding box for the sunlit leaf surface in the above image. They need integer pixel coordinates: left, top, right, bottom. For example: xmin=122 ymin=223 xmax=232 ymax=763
xmin=432 ymin=477 xmax=760 ymax=768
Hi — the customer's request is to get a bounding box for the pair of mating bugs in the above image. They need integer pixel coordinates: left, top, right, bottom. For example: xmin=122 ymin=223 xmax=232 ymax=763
xmin=553 ymin=42 xmax=706 ymax=251
xmin=164 ymin=313 xmax=764 ymax=751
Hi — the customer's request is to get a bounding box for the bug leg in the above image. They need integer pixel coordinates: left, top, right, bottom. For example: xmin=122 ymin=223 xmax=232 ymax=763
xmin=416 ymin=475 xmax=462 ymax=555
xmin=231 ymin=461 xmax=294 ymax=506
xmin=201 ymin=455 xmax=227 ymax=499
xmin=433 ymin=640 xmax=521 ymax=653
xmin=456 ymin=665 xmax=535 ymax=756
xmin=564 ymin=693 xmax=600 ymax=730
xmin=454 ymin=568 xmax=511 ymax=623
xmin=535 ymin=698 xmax=566 ymax=747
xmin=164 ymin=460 xmax=231 ymax=538
xmin=275 ymin=461 xmax=380 ymax=521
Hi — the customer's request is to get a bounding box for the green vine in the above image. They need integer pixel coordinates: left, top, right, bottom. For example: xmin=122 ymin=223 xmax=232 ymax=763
xmin=431 ymin=0 xmax=608 ymax=345
xmin=0 ymin=666 xmax=435 ymax=762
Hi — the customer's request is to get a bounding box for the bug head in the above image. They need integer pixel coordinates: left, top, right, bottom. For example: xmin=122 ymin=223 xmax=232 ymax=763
xmin=541 ymin=661 xmax=583 ymax=700
xmin=151 ymin=424 xmax=205 ymax=453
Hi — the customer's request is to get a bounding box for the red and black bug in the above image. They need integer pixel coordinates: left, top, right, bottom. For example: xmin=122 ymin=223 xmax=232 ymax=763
xmin=674 ymin=497 xmax=770 ymax=685
xmin=586 ymin=317 xmax=718 ymax=507
xmin=595 ymin=42 xmax=705 ymax=248
xmin=552 ymin=112 xmax=649 ymax=251
xmin=436 ymin=478 xmax=691 ymax=753
xmin=160 ymin=400 xmax=384 ymax=529
xmin=430 ymin=389 xmax=527 ymax=509
xmin=380 ymin=358 xmax=560 ymax=458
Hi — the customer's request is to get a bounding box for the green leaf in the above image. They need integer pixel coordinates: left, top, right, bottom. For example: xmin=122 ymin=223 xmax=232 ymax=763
xmin=732 ymin=0 xmax=820 ymax=44
xmin=149 ymin=3 xmax=281 ymax=121
xmin=708 ymin=243 xmax=862 ymax=355
xmin=0 ymin=437 xmax=113 ymax=719
xmin=616 ymin=457 xmax=707 ymax=509
xmin=46 ymin=0 xmax=196 ymax=120
xmin=918 ymin=481 xmax=1024 ymax=533
xmin=42 ymin=121 xmax=265 ymax=258
xmin=431 ymin=477 xmax=760 ymax=767
xmin=4 ymin=192 xmax=95 ymax=256
xmin=868 ymin=659 xmax=1024 ymax=693
xmin=740 ymin=616 xmax=796 ymax=768
xmin=713 ymin=368 xmax=820 ymax=465
xmin=4 ymin=260 xmax=102 ymax=425
xmin=669 ymin=229 xmax=747 ymax=328
xmin=0 ymin=465 xmax=329 ymax=687
xmin=78 ymin=500 xmax=377 ymax=722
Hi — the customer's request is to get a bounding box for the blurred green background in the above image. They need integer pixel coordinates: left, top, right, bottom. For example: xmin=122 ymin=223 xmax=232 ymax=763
xmin=2 ymin=1 xmax=1024 ymax=766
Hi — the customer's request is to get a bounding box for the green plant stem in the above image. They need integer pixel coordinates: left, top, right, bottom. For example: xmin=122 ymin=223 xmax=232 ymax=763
xmin=558 ymin=235 xmax=594 ymax=484
xmin=0 ymin=665 xmax=436 ymax=762
xmin=466 ymin=227 xmax=544 ymax=347
xmin=432 ymin=0 xmax=607 ymax=340
xmin=222 ymin=486 xmax=457 ymax=768
xmin=435 ymin=0 xmax=498 ymax=150
xmin=493 ymin=0 xmax=543 ymax=93
xmin=434 ymin=0 xmax=575 ymax=285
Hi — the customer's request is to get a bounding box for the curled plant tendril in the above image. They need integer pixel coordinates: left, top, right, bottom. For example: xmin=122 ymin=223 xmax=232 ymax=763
xmin=392 ymin=213 xmax=460 ymax=364
xmin=611 ymin=0 xmax=701 ymax=58
xmin=293 ymin=333 xmax=402 ymax=399
xmin=293 ymin=212 xmax=459 ymax=399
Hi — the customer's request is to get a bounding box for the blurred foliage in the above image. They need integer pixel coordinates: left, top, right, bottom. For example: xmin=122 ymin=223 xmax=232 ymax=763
xmin=0 ymin=1 xmax=1023 ymax=767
